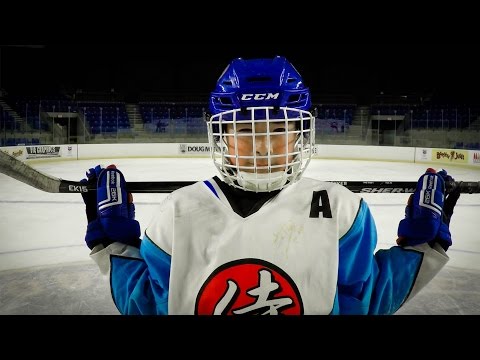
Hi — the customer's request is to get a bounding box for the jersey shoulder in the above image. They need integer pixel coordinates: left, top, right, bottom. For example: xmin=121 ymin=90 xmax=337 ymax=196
xmin=296 ymin=177 xmax=364 ymax=227
xmin=298 ymin=177 xmax=361 ymax=201
xmin=153 ymin=178 xmax=220 ymax=216
xmin=144 ymin=179 xmax=213 ymax=252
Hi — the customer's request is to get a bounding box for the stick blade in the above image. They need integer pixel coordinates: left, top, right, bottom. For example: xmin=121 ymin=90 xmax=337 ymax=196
xmin=0 ymin=150 xmax=61 ymax=193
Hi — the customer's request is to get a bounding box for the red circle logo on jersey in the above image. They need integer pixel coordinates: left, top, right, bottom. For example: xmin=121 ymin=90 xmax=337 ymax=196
xmin=195 ymin=258 xmax=303 ymax=315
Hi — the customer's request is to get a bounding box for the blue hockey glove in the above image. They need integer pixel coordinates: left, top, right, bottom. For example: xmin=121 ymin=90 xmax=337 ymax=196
xmin=397 ymin=168 xmax=460 ymax=251
xmin=80 ymin=165 xmax=141 ymax=250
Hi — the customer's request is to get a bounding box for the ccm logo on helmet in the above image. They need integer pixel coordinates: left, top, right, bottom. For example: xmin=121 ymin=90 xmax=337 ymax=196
xmin=241 ymin=93 xmax=279 ymax=101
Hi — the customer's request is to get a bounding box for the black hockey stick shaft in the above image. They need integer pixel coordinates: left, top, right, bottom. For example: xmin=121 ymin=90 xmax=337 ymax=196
xmin=1 ymin=150 xmax=479 ymax=194
xmin=41 ymin=178 xmax=480 ymax=195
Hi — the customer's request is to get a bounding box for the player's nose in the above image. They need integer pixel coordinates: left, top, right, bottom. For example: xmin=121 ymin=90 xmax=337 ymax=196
xmin=254 ymin=135 xmax=272 ymax=157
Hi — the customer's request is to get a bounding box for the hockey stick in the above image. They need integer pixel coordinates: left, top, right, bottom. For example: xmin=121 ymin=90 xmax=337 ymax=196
xmin=1 ymin=150 xmax=479 ymax=194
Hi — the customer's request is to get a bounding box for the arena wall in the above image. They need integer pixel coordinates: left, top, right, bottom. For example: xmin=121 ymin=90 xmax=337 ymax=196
xmin=1 ymin=143 xmax=479 ymax=167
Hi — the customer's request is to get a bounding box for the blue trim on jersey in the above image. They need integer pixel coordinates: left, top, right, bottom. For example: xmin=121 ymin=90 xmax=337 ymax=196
xmin=204 ymin=180 xmax=219 ymax=198
xmin=110 ymin=236 xmax=171 ymax=315
xmin=370 ymin=247 xmax=424 ymax=314
xmin=332 ymin=199 xmax=423 ymax=315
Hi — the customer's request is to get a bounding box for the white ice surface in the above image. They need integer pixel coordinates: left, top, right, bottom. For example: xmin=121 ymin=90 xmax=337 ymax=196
xmin=0 ymin=157 xmax=479 ymax=314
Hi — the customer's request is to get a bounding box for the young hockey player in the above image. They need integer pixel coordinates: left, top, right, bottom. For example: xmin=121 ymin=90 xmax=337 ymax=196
xmin=81 ymin=56 xmax=460 ymax=314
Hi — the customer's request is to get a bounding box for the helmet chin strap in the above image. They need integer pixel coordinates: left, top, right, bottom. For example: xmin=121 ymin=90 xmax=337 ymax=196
xmin=236 ymin=171 xmax=289 ymax=192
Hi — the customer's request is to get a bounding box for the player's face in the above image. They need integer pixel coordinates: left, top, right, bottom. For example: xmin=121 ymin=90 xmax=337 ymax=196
xmin=225 ymin=121 xmax=297 ymax=173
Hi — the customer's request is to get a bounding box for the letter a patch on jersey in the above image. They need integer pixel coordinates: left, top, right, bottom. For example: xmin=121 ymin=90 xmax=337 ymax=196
xmin=309 ymin=190 xmax=332 ymax=218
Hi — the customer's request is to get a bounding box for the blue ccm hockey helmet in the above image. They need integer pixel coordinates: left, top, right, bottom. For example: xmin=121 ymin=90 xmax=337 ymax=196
xmin=206 ymin=56 xmax=316 ymax=193
xmin=209 ymin=56 xmax=311 ymax=120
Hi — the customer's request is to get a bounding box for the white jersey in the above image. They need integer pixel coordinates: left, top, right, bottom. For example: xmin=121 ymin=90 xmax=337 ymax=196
xmin=91 ymin=176 xmax=449 ymax=315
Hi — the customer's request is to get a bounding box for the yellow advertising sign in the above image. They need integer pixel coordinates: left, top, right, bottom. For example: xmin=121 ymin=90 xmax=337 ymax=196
xmin=432 ymin=149 xmax=468 ymax=164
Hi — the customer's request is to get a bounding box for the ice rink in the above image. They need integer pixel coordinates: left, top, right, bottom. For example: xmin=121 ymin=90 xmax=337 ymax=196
xmin=1 ymin=157 xmax=479 ymax=315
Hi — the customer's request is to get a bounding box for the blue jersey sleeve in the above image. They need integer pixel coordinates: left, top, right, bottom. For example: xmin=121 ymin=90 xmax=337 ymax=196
xmin=110 ymin=235 xmax=171 ymax=315
xmin=333 ymin=199 xmax=424 ymax=315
